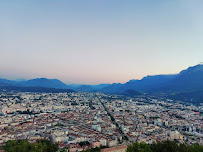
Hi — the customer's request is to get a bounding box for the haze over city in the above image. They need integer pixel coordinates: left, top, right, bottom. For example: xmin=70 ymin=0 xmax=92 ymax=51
xmin=1 ymin=0 xmax=203 ymax=84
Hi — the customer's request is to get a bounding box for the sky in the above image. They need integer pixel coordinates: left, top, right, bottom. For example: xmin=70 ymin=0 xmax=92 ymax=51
xmin=0 ymin=0 xmax=203 ymax=84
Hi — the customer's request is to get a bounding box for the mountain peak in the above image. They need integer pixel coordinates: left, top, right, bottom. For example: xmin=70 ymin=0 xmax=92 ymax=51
xmin=18 ymin=78 xmax=68 ymax=89
xmin=33 ymin=78 xmax=48 ymax=80
xmin=180 ymin=64 xmax=203 ymax=75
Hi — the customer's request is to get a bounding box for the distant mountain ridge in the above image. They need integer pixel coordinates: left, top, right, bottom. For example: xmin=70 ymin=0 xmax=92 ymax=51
xmin=100 ymin=74 xmax=178 ymax=93
xmin=100 ymin=64 xmax=203 ymax=94
xmin=160 ymin=64 xmax=203 ymax=91
xmin=0 ymin=78 xmax=75 ymax=93
xmin=0 ymin=78 xmax=69 ymax=88
xmin=0 ymin=78 xmax=111 ymax=92
xmin=18 ymin=78 xmax=69 ymax=89
xmin=0 ymin=86 xmax=75 ymax=93
xmin=0 ymin=64 xmax=203 ymax=102
xmin=0 ymin=78 xmax=17 ymax=86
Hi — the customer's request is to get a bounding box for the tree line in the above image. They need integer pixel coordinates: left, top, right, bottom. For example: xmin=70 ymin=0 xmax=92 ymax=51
xmin=1 ymin=139 xmax=62 ymax=152
xmin=1 ymin=139 xmax=202 ymax=152
xmin=126 ymin=140 xmax=203 ymax=152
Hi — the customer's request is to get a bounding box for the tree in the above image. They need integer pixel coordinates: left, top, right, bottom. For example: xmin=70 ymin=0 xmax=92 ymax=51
xmin=179 ymin=143 xmax=188 ymax=152
xmin=126 ymin=142 xmax=152 ymax=152
xmin=4 ymin=139 xmax=59 ymax=152
xmin=150 ymin=140 xmax=179 ymax=152
xmin=188 ymin=143 xmax=203 ymax=152
xmin=36 ymin=139 xmax=59 ymax=152
xmin=4 ymin=139 xmax=35 ymax=152
xmin=127 ymin=140 xmax=203 ymax=152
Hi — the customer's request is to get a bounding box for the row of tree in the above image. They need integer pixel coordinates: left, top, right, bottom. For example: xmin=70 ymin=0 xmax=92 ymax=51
xmin=81 ymin=145 xmax=109 ymax=152
xmin=2 ymin=139 xmax=60 ymax=152
xmin=127 ymin=140 xmax=203 ymax=152
xmin=1 ymin=139 xmax=203 ymax=152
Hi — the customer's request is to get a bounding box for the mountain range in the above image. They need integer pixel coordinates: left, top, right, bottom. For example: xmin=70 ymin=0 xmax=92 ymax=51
xmin=0 ymin=78 xmax=74 ymax=93
xmin=101 ymin=64 xmax=203 ymax=93
xmin=0 ymin=64 xmax=203 ymax=103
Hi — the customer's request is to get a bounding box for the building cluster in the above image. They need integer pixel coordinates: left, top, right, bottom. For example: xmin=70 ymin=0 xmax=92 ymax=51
xmin=0 ymin=91 xmax=202 ymax=151
xmin=103 ymin=97 xmax=203 ymax=145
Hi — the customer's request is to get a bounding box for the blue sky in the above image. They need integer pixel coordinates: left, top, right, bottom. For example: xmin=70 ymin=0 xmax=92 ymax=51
xmin=0 ymin=0 xmax=203 ymax=84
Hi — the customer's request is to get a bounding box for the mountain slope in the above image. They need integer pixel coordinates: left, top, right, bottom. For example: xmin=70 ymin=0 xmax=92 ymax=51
xmin=169 ymin=89 xmax=203 ymax=104
xmin=124 ymin=74 xmax=177 ymax=91
xmin=0 ymin=79 xmax=17 ymax=86
xmin=159 ymin=64 xmax=203 ymax=91
xmin=18 ymin=78 xmax=69 ymax=89
xmin=0 ymin=86 xmax=75 ymax=93
xmin=100 ymin=83 xmax=125 ymax=93
xmin=121 ymin=89 xmax=143 ymax=97
xmin=100 ymin=74 xmax=177 ymax=93
xmin=101 ymin=64 xmax=203 ymax=94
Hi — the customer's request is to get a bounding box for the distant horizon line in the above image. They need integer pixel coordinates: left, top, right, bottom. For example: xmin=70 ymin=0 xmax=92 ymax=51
xmin=1 ymin=73 xmax=178 ymax=85
xmin=1 ymin=63 xmax=202 ymax=85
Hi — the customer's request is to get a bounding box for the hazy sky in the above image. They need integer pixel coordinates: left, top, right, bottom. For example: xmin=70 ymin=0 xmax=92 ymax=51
xmin=1 ymin=0 xmax=203 ymax=84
